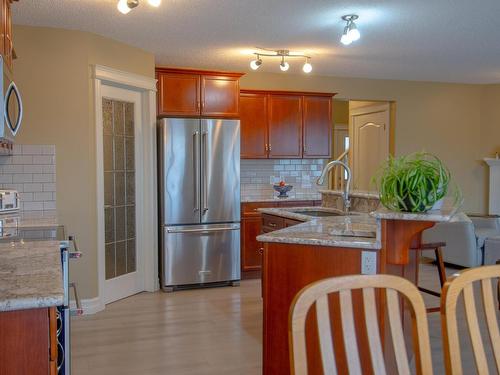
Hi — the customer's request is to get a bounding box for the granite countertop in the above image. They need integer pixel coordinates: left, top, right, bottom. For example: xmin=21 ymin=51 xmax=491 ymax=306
xmin=257 ymin=200 xmax=460 ymax=249
xmin=241 ymin=194 xmax=322 ymax=203
xmin=370 ymin=200 xmax=459 ymax=222
xmin=259 ymin=206 xmax=347 ymax=222
xmin=0 ymin=240 xmax=64 ymax=312
xmin=257 ymin=213 xmax=381 ymax=249
xmin=319 ymin=189 xmax=380 ymax=199
xmin=0 ymin=211 xmax=60 ymax=230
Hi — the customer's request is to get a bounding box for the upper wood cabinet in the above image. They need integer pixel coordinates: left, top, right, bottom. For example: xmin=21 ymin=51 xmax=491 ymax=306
xmin=1 ymin=0 xmax=16 ymax=72
xmin=201 ymin=75 xmax=240 ymax=117
xmin=240 ymin=90 xmax=335 ymax=159
xmin=156 ymin=68 xmax=243 ymax=118
xmin=268 ymin=94 xmax=302 ymax=158
xmin=303 ymin=96 xmax=332 ymax=158
xmin=240 ymin=92 xmax=268 ymax=158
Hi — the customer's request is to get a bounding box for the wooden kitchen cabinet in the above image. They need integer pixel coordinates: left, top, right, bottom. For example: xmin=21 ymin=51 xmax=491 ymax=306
xmin=303 ymin=95 xmax=332 ymax=158
xmin=240 ymin=92 xmax=268 ymax=158
xmin=240 ymin=90 xmax=334 ymax=159
xmin=241 ymin=215 xmax=264 ymax=272
xmin=268 ymin=94 xmax=303 ymax=158
xmin=201 ymin=75 xmax=240 ymax=117
xmin=0 ymin=0 xmax=16 ymax=72
xmin=157 ymin=72 xmax=200 ymax=116
xmin=0 ymin=306 xmax=58 ymax=375
xmin=156 ymin=68 xmax=243 ymax=118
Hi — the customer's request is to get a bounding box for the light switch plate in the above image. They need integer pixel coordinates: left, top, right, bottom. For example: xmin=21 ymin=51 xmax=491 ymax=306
xmin=361 ymin=251 xmax=377 ymax=275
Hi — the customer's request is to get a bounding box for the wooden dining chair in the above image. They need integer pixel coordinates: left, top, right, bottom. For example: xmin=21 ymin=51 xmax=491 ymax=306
xmin=440 ymin=264 xmax=500 ymax=375
xmin=289 ymin=274 xmax=433 ymax=375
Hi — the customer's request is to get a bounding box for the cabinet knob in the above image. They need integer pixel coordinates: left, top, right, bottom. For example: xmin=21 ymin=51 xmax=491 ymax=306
xmin=269 ymin=222 xmax=277 ymax=228
xmin=258 ymin=248 xmax=264 ymax=254
xmin=269 ymin=144 xmax=272 ymax=152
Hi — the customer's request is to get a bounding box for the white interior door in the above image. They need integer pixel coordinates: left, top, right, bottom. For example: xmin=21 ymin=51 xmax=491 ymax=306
xmin=350 ymin=103 xmax=390 ymax=191
xmin=100 ymin=84 xmax=144 ymax=304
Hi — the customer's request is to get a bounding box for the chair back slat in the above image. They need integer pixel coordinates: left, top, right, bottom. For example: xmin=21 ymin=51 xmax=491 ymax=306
xmin=463 ymin=284 xmax=489 ymax=375
xmin=441 ymin=264 xmax=500 ymax=375
xmin=481 ymin=279 xmax=500 ymax=373
xmin=362 ymin=287 xmax=387 ymax=375
xmin=339 ymin=290 xmax=362 ymax=375
xmin=289 ymin=274 xmax=433 ymax=375
xmin=315 ymin=295 xmax=337 ymax=375
xmin=386 ymin=288 xmax=411 ymax=375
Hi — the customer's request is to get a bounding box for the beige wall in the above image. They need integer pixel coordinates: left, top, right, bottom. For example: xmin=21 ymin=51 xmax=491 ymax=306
xmin=333 ymin=99 xmax=349 ymax=124
xmin=13 ymin=25 xmax=155 ymax=299
xmin=241 ymin=73 xmax=485 ymax=213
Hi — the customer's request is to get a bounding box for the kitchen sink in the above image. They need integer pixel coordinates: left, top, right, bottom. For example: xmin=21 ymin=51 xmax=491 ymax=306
xmin=290 ymin=210 xmax=343 ymax=217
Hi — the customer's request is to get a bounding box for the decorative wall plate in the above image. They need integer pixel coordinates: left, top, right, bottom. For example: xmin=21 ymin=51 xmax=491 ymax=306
xmin=4 ymin=81 xmax=22 ymax=137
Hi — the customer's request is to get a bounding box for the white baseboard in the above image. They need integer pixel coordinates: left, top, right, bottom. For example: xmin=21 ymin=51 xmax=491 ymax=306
xmin=70 ymin=297 xmax=104 ymax=315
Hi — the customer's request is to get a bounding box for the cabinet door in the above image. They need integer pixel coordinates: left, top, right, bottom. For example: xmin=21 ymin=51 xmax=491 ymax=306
xmin=157 ymin=72 xmax=200 ymax=116
xmin=201 ymin=75 xmax=239 ymax=118
xmin=268 ymin=95 xmax=302 ymax=158
xmin=303 ymin=96 xmax=332 ymax=158
xmin=241 ymin=216 xmax=263 ymax=271
xmin=240 ymin=93 xmax=268 ymax=158
xmin=0 ymin=0 xmax=5 ymax=59
xmin=4 ymin=0 xmax=12 ymax=70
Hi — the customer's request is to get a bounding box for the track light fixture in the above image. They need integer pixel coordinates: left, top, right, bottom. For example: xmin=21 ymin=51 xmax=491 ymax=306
xmin=340 ymin=15 xmax=360 ymax=45
xmin=117 ymin=0 xmax=161 ymax=14
xmin=248 ymin=49 xmax=312 ymax=73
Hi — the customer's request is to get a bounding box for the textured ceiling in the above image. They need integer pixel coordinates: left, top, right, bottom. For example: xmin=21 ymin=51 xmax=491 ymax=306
xmin=12 ymin=0 xmax=500 ymax=83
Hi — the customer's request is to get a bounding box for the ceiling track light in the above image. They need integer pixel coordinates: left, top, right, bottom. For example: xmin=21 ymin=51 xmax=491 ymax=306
xmin=248 ymin=48 xmax=312 ymax=74
xmin=340 ymin=14 xmax=360 ymax=45
xmin=117 ymin=0 xmax=161 ymax=14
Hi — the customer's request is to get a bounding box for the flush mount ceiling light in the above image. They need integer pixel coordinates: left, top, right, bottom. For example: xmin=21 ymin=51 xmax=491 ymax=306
xmin=340 ymin=14 xmax=360 ymax=45
xmin=117 ymin=0 xmax=161 ymax=14
xmin=249 ymin=49 xmax=313 ymax=74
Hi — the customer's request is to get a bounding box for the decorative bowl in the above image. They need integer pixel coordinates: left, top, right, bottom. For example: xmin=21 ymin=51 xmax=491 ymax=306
xmin=273 ymin=184 xmax=293 ymax=198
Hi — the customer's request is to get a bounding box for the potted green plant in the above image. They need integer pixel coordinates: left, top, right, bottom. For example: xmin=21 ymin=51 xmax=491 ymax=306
xmin=373 ymin=152 xmax=457 ymax=213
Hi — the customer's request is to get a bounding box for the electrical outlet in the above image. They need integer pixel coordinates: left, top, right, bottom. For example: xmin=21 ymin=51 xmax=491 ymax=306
xmin=361 ymin=251 xmax=377 ymax=275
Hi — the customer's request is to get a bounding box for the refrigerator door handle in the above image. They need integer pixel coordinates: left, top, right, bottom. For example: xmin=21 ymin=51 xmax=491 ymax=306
xmin=166 ymin=226 xmax=239 ymax=234
xmin=193 ymin=131 xmax=200 ymax=212
xmin=202 ymin=131 xmax=208 ymax=213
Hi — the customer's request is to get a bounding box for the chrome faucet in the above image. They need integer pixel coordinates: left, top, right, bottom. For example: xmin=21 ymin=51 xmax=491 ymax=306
xmin=316 ymin=160 xmax=352 ymax=213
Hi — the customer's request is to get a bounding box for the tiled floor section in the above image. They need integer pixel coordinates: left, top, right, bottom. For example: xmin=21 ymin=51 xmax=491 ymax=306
xmin=72 ymin=263 xmax=499 ymax=374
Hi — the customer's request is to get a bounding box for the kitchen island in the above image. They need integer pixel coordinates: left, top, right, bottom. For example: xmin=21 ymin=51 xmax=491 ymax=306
xmin=257 ymin=204 xmax=457 ymax=375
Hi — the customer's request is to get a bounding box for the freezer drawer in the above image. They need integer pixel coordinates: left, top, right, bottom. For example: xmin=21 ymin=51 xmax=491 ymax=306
xmin=162 ymin=223 xmax=240 ymax=287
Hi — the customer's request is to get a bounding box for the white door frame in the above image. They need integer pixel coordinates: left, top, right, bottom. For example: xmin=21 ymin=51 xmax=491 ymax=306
xmin=93 ymin=65 xmax=158 ymax=312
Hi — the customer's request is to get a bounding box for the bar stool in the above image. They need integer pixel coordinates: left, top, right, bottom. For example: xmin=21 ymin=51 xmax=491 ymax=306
xmin=411 ymin=242 xmax=447 ymax=313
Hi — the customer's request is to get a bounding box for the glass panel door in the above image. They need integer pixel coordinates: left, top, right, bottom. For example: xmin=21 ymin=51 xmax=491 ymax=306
xmin=103 ymin=98 xmax=136 ymax=280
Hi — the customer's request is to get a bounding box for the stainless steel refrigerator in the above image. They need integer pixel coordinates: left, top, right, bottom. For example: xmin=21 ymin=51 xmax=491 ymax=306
xmin=159 ymin=118 xmax=241 ymax=291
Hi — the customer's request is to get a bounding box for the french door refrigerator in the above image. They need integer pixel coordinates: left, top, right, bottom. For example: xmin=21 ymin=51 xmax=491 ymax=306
xmin=159 ymin=118 xmax=240 ymax=291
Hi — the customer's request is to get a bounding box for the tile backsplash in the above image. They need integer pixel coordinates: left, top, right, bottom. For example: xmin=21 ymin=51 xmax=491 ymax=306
xmin=0 ymin=145 xmax=56 ymax=213
xmin=241 ymin=159 xmax=326 ymax=200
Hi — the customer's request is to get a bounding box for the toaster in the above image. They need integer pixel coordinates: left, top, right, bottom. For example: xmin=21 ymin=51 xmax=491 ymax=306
xmin=0 ymin=190 xmax=20 ymax=213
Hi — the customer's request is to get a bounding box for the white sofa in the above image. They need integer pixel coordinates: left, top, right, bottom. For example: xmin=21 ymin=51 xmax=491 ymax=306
xmin=422 ymin=213 xmax=482 ymax=268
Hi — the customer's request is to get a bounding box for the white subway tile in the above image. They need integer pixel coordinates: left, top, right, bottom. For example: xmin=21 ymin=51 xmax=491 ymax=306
xmin=23 ymin=165 xmax=44 ymax=174
xmin=3 ymin=183 xmax=24 ymax=192
xmin=20 ymin=192 xmax=33 ymax=202
xmin=33 ymin=174 xmax=54 ymax=183
xmin=22 ymin=145 xmax=43 ymax=155
xmin=23 ymin=201 xmax=44 ymax=211
xmin=33 ymin=155 xmax=54 ymax=165
xmin=24 ymin=183 xmax=43 ymax=193
xmin=42 ymin=183 xmax=56 ymax=192
xmin=43 ymin=201 xmax=57 ymax=210
xmin=0 ymin=175 xmax=12 ymax=183
xmin=13 ymin=174 xmax=33 ymax=183
xmin=12 ymin=155 xmax=33 ymax=165
xmin=3 ymin=165 xmax=23 ymax=173
xmin=34 ymin=192 xmax=53 ymax=201
xmin=42 ymin=145 xmax=56 ymax=155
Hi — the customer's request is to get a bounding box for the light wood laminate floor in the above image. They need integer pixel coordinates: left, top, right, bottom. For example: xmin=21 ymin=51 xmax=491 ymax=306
xmin=72 ymin=262 xmax=497 ymax=374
